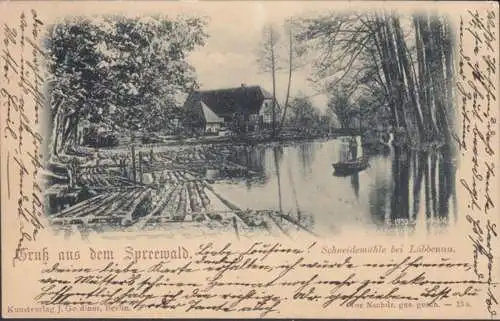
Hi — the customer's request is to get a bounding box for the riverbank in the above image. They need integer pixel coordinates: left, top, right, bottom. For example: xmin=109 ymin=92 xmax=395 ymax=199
xmin=98 ymin=129 xmax=355 ymax=150
xmin=48 ymin=132 xmax=390 ymax=187
xmin=44 ymin=137 xmax=318 ymax=238
xmin=43 ymin=134 xmax=458 ymax=237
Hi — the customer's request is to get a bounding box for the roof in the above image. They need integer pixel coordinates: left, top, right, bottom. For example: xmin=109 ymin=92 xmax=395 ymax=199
xmin=201 ymin=102 xmax=224 ymax=123
xmin=186 ymin=85 xmax=273 ymax=117
xmin=259 ymin=87 xmax=274 ymax=99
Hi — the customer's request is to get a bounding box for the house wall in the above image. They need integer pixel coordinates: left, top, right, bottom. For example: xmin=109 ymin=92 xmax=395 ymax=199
xmin=205 ymin=122 xmax=222 ymax=134
xmin=259 ymin=98 xmax=275 ymax=124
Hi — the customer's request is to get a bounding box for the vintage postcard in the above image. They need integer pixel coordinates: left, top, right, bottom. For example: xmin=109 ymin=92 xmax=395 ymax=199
xmin=1 ymin=0 xmax=499 ymax=318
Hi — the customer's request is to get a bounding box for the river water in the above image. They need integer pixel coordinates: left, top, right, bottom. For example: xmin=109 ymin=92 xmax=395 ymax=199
xmin=212 ymin=138 xmax=458 ymax=236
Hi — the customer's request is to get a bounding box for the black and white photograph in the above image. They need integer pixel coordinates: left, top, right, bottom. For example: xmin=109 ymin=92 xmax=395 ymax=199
xmin=41 ymin=3 xmax=461 ymax=239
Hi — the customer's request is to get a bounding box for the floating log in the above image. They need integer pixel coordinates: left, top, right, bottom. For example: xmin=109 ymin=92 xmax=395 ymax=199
xmin=122 ymin=189 xmax=152 ymax=223
xmin=277 ymin=213 xmax=319 ymax=237
xmin=98 ymin=189 xmax=139 ymax=217
xmin=153 ymin=185 xmax=177 ymax=215
xmin=173 ymin=184 xmax=187 ymax=221
xmin=203 ymin=183 xmax=240 ymax=212
xmin=264 ymin=212 xmax=292 ymax=239
xmin=54 ymin=194 xmax=108 ymax=218
xmin=121 ymin=189 xmax=148 ymax=212
xmin=59 ymin=192 xmax=120 ymax=219
xmin=162 ymin=185 xmax=181 ymax=218
xmin=135 ymin=185 xmax=177 ymax=228
xmin=84 ymin=193 xmax=124 ymax=218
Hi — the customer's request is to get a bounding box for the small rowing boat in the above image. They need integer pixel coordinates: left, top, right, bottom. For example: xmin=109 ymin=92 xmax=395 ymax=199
xmin=332 ymin=156 xmax=370 ymax=176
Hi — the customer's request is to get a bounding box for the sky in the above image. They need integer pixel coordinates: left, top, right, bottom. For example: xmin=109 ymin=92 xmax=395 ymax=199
xmin=178 ymin=1 xmax=459 ymax=112
xmin=184 ymin=2 xmax=334 ymax=110
xmin=37 ymin=1 xmax=459 ymax=112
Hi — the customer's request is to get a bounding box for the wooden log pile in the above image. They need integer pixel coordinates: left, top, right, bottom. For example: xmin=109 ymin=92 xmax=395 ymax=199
xmin=47 ymin=146 xmax=315 ymax=238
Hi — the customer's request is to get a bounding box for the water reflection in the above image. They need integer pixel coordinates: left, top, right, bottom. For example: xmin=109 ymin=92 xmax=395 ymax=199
xmin=370 ymin=146 xmax=457 ymax=231
xmin=230 ymin=145 xmax=267 ymax=173
xmin=273 ymin=146 xmax=284 ymax=213
xmin=298 ymin=142 xmax=316 ymax=177
xmin=213 ymin=139 xmax=457 ymax=234
xmin=349 ymin=140 xmax=360 ymax=199
xmin=351 ymin=172 xmax=360 ymax=199
xmin=207 ymin=145 xmax=269 ymax=186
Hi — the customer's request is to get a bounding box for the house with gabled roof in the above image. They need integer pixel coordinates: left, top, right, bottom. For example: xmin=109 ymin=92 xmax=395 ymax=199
xmin=183 ymin=84 xmax=275 ymax=134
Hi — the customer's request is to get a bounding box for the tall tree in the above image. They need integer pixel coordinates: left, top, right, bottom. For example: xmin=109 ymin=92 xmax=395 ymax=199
xmin=295 ymin=10 xmax=457 ymax=148
xmin=257 ymin=24 xmax=280 ymax=137
xmin=257 ymin=21 xmax=305 ymax=137
xmin=46 ymin=15 xmax=208 ymax=156
xmin=279 ymin=22 xmax=294 ymax=134
xmin=277 ymin=19 xmax=306 ymax=134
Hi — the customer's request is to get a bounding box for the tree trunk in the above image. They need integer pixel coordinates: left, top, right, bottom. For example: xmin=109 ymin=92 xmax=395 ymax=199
xmin=382 ymin=14 xmax=409 ymax=137
xmin=393 ymin=16 xmax=424 ymax=144
xmin=270 ymin=32 xmax=277 ymax=138
xmin=414 ymin=16 xmax=437 ymax=142
xmin=279 ymin=27 xmax=294 ymax=134
xmin=429 ymin=16 xmax=451 ymax=144
xmin=373 ymin=14 xmax=400 ymax=129
xmin=419 ymin=15 xmax=441 ymax=143
xmin=442 ymin=20 xmax=456 ymax=147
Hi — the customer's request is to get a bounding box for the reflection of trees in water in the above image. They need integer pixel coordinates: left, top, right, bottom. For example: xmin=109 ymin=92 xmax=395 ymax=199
xmin=349 ymin=142 xmax=360 ymax=198
xmin=369 ymin=180 xmax=391 ymax=225
xmin=350 ymin=172 xmax=360 ymax=199
xmin=248 ymin=146 xmax=268 ymax=172
xmin=411 ymin=152 xmax=426 ymax=220
xmin=298 ymin=142 xmax=315 ymax=176
xmin=273 ymin=146 xmax=284 ymax=213
xmin=370 ymin=148 xmax=456 ymax=229
xmin=391 ymin=147 xmax=410 ymax=222
xmin=438 ymin=150 xmax=455 ymax=218
xmin=228 ymin=145 xmax=267 ymax=172
xmin=222 ymin=145 xmax=269 ymax=187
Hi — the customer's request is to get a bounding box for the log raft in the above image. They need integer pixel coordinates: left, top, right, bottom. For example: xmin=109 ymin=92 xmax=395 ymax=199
xmin=48 ymin=147 xmax=315 ymax=238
